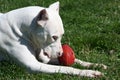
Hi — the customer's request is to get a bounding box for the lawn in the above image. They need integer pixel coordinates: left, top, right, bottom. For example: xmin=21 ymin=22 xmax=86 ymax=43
xmin=0 ymin=0 xmax=120 ymax=80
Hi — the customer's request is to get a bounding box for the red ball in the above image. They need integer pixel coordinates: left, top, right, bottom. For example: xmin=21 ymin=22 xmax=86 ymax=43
xmin=58 ymin=44 xmax=75 ymax=66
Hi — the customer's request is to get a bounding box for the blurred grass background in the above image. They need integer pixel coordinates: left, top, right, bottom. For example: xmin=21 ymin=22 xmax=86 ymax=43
xmin=0 ymin=0 xmax=120 ymax=80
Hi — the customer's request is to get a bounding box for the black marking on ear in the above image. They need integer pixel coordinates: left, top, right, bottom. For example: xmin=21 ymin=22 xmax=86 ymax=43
xmin=37 ymin=9 xmax=48 ymax=21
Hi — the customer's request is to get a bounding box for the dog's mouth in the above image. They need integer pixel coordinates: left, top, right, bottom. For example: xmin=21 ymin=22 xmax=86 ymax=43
xmin=35 ymin=49 xmax=50 ymax=58
xmin=43 ymin=52 xmax=50 ymax=58
xmin=35 ymin=49 xmax=51 ymax=62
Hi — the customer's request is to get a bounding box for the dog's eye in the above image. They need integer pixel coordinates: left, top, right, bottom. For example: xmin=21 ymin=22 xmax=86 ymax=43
xmin=52 ymin=36 xmax=58 ymax=41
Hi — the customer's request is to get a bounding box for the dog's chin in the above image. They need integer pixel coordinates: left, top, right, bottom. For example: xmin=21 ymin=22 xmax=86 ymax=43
xmin=40 ymin=56 xmax=50 ymax=64
xmin=41 ymin=53 xmax=58 ymax=63
xmin=37 ymin=49 xmax=50 ymax=63
xmin=43 ymin=51 xmax=58 ymax=59
xmin=36 ymin=49 xmax=59 ymax=63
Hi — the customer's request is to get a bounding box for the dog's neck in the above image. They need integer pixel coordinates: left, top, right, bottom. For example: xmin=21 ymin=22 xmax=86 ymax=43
xmin=5 ymin=7 xmax=45 ymax=50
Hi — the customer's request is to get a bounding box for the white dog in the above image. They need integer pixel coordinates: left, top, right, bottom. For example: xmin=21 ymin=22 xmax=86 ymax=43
xmin=0 ymin=2 xmax=107 ymax=77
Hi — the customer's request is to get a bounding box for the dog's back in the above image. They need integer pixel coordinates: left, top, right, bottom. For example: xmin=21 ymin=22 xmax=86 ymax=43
xmin=0 ymin=13 xmax=3 ymax=16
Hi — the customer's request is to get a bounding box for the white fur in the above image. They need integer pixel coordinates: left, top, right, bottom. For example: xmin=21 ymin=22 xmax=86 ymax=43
xmin=0 ymin=13 xmax=3 ymax=16
xmin=0 ymin=2 xmax=107 ymax=77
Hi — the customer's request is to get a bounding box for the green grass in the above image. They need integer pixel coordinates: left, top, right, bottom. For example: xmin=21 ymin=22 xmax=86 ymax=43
xmin=0 ymin=0 xmax=120 ymax=79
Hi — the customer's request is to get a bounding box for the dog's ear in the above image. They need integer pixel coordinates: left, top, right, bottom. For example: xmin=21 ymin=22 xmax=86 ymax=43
xmin=49 ymin=1 xmax=59 ymax=13
xmin=37 ymin=9 xmax=48 ymax=27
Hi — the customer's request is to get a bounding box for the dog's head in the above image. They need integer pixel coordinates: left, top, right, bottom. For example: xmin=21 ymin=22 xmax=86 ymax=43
xmin=35 ymin=2 xmax=64 ymax=63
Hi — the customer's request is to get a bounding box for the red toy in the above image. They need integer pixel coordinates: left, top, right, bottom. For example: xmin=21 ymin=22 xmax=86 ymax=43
xmin=58 ymin=44 xmax=75 ymax=66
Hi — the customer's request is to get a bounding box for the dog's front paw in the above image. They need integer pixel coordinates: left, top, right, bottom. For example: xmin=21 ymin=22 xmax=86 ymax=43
xmin=94 ymin=64 xmax=107 ymax=70
xmin=80 ymin=70 xmax=103 ymax=78
xmin=89 ymin=71 xmax=103 ymax=78
xmin=101 ymin=64 xmax=107 ymax=70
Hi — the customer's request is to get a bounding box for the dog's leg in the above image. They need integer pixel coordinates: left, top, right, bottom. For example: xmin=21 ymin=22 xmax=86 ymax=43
xmin=48 ymin=58 xmax=107 ymax=69
xmin=5 ymin=43 xmax=103 ymax=77
xmin=75 ymin=59 xmax=107 ymax=69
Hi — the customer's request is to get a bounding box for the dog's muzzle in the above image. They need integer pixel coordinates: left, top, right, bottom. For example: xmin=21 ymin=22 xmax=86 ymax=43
xmin=43 ymin=52 xmax=50 ymax=58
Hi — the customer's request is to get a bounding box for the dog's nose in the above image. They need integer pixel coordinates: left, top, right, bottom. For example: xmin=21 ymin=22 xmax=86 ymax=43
xmin=57 ymin=52 xmax=63 ymax=57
